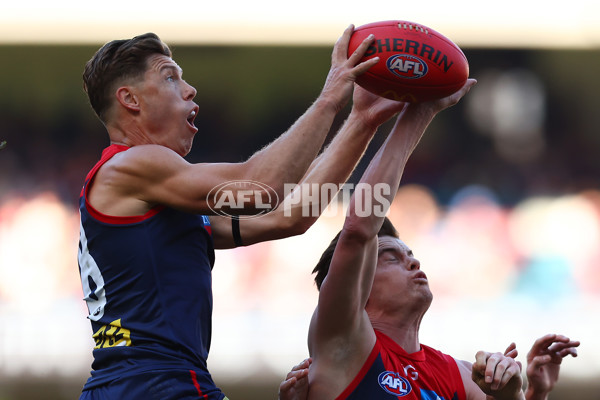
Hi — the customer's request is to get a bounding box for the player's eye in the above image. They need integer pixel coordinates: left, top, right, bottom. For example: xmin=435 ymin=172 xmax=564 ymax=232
xmin=382 ymin=253 xmax=398 ymax=262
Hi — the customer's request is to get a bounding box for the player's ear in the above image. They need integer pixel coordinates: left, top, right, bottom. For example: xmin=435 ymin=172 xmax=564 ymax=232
xmin=115 ymin=86 xmax=140 ymax=112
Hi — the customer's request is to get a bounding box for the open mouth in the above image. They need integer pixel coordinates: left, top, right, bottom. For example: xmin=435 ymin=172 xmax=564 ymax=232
xmin=187 ymin=109 xmax=198 ymax=131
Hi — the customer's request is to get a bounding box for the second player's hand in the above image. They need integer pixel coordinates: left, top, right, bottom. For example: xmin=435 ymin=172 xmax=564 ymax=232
xmin=525 ymin=334 xmax=579 ymax=399
xmin=350 ymin=85 xmax=408 ymax=130
xmin=472 ymin=350 xmax=524 ymax=400
xmin=406 ymin=78 xmax=477 ymax=120
xmin=278 ymin=358 xmax=312 ymax=400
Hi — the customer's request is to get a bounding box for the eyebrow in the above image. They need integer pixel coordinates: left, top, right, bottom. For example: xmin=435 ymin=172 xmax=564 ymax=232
xmin=378 ymin=247 xmax=414 ymax=257
xmin=378 ymin=247 xmax=397 ymax=255
xmin=159 ymin=64 xmax=182 ymax=75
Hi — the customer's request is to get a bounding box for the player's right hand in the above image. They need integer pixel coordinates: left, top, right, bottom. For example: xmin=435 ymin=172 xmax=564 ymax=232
xmin=278 ymin=358 xmax=312 ymax=400
xmin=350 ymin=85 xmax=408 ymax=130
xmin=319 ymin=25 xmax=379 ymax=113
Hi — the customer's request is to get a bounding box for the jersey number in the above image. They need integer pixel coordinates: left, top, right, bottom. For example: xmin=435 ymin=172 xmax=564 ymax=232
xmin=78 ymin=219 xmax=106 ymax=321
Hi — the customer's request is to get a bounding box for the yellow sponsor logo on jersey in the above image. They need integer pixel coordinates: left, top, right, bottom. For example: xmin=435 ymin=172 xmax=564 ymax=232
xmin=93 ymin=318 xmax=132 ymax=349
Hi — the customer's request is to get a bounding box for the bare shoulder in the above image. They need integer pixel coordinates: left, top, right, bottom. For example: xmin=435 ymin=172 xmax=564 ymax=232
xmin=98 ymin=145 xmax=192 ymax=194
xmin=122 ymin=144 xmax=182 ymax=158
xmin=89 ymin=145 xmax=188 ymax=215
xmin=109 ymin=144 xmax=187 ymax=174
xmin=455 ymin=358 xmax=472 ymax=377
xmin=455 ymin=358 xmax=483 ymax=400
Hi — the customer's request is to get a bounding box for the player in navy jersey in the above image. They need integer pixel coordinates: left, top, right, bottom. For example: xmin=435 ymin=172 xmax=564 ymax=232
xmin=78 ymin=28 xmax=419 ymax=399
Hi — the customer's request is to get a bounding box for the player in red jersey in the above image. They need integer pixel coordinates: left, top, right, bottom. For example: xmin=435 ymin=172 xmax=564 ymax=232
xmin=279 ymin=335 xmax=579 ymax=400
xmin=277 ymin=78 xmax=579 ymax=399
xmin=305 ymin=80 xmax=484 ymax=400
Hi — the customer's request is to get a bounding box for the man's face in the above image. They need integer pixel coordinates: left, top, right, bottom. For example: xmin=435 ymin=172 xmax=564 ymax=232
xmin=134 ymin=54 xmax=199 ymax=156
xmin=368 ymin=236 xmax=432 ymax=312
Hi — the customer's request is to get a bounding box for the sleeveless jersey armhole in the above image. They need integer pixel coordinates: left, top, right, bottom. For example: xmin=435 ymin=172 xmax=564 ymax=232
xmin=334 ymin=339 xmax=381 ymax=400
xmin=81 ymin=144 xmax=166 ymax=225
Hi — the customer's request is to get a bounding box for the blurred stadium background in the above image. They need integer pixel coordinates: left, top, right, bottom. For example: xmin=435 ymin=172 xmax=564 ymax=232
xmin=0 ymin=1 xmax=599 ymax=399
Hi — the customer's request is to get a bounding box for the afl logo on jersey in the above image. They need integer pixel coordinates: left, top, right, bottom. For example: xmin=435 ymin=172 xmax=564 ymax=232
xmin=378 ymin=371 xmax=412 ymax=396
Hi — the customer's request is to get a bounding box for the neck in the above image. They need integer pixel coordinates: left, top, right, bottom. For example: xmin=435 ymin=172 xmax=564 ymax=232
xmin=107 ymin=123 xmax=151 ymax=148
xmin=369 ymin=314 xmax=423 ymax=354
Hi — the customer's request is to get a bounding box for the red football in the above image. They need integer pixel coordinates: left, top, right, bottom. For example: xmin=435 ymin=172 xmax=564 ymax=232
xmin=348 ymin=20 xmax=469 ymax=102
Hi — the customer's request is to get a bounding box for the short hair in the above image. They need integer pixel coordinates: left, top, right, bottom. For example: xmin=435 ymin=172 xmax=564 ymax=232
xmin=312 ymin=216 xmax=399 ymax=290
xmin=82 ymin=32 xmax=172 ymax=123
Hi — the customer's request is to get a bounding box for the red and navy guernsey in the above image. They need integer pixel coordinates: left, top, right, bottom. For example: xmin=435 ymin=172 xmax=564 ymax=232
xmin=337 ymin=330 xmax=467 ymax=400
xmin=78 ymin=145 xmax=224 ymax=398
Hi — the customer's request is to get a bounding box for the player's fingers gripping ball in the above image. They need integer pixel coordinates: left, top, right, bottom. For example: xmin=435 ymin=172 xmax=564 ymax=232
xmin=348 ymin=20 xmax=469 ymax=102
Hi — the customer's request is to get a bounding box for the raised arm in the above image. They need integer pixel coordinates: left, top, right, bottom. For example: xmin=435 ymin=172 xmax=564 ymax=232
xmin=221 ymin=25 xmax=377 ymax=195
xmin=90 ymin=26 xmax=380 ymax=218
xmin=307 ymin=80 xmax=476 ymax=398
xmin=313 ymin=79 xmax=477 ymax=341
xmin=311 ymin=98 xmax=437 ymax=350
xmin=211 ymin=85 xmax=408 ymax=248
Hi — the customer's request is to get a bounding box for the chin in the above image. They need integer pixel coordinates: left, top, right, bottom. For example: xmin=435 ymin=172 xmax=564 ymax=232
xmin=178 ymin=139 xmax=194 ymax=157
xmin=423 ymin=291 xmax=433 ymax=308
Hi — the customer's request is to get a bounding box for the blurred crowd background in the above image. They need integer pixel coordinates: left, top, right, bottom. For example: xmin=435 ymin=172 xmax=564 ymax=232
xmin=0 ymin=13 xmax=599 ymax=400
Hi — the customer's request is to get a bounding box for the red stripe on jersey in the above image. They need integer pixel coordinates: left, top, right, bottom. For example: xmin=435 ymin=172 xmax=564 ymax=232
xmin=81 ymin=144 xmax=166 ymax=224
xmin=190 ymin=370 xmax=209 ymax=399
xmin=85 ymin=200 xmax=165 ymax=224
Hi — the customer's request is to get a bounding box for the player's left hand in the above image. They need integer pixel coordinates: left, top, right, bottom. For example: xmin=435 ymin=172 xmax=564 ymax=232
xmin=525 ymin=334 xmax=579 ymax=398
xmin=472 ymin=348 xmax=524 ymax=400
xmin=406 ymin=78 xmax=477 ymax=119
xmin=278 ymin=358 xmax=312 ymax=400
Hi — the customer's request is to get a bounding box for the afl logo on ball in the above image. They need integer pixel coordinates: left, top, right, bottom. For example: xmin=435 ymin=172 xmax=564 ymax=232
xmin=387 ymin=54 xmax=428 ymax=79
xmin=378 ymin=371 xmax=412 ymax=396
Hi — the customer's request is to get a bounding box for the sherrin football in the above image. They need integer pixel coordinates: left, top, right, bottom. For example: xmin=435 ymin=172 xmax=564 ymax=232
xmin=348 ymin=20 xmax=469 ymax=102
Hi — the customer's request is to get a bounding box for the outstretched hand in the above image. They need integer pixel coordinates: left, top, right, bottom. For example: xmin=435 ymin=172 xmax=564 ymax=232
xmin=278 ymin=358 xmax=312 ymax=400
xmin=319 ymin=25 xmax=380 ymax=113
xmin=350 ymin=85 xmax=408 ymax=129
xmin=406 ymin=78 xmax=477 ymax=118
xmin=525 ymin=334 xmax=579 ymax=400
xmin=350 ymin=78 xmax=477 ymax=131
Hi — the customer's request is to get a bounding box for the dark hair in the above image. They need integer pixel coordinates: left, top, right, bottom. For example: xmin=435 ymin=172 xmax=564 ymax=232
xmin=312 ymin=216 xmax=399 ymax=290
xmin=82 ymin=32 xmax=172 ymax=123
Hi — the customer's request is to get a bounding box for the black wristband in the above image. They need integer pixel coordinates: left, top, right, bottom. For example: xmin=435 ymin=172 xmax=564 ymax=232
xmin=232 ymin=216 xmax=243 ymax=247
